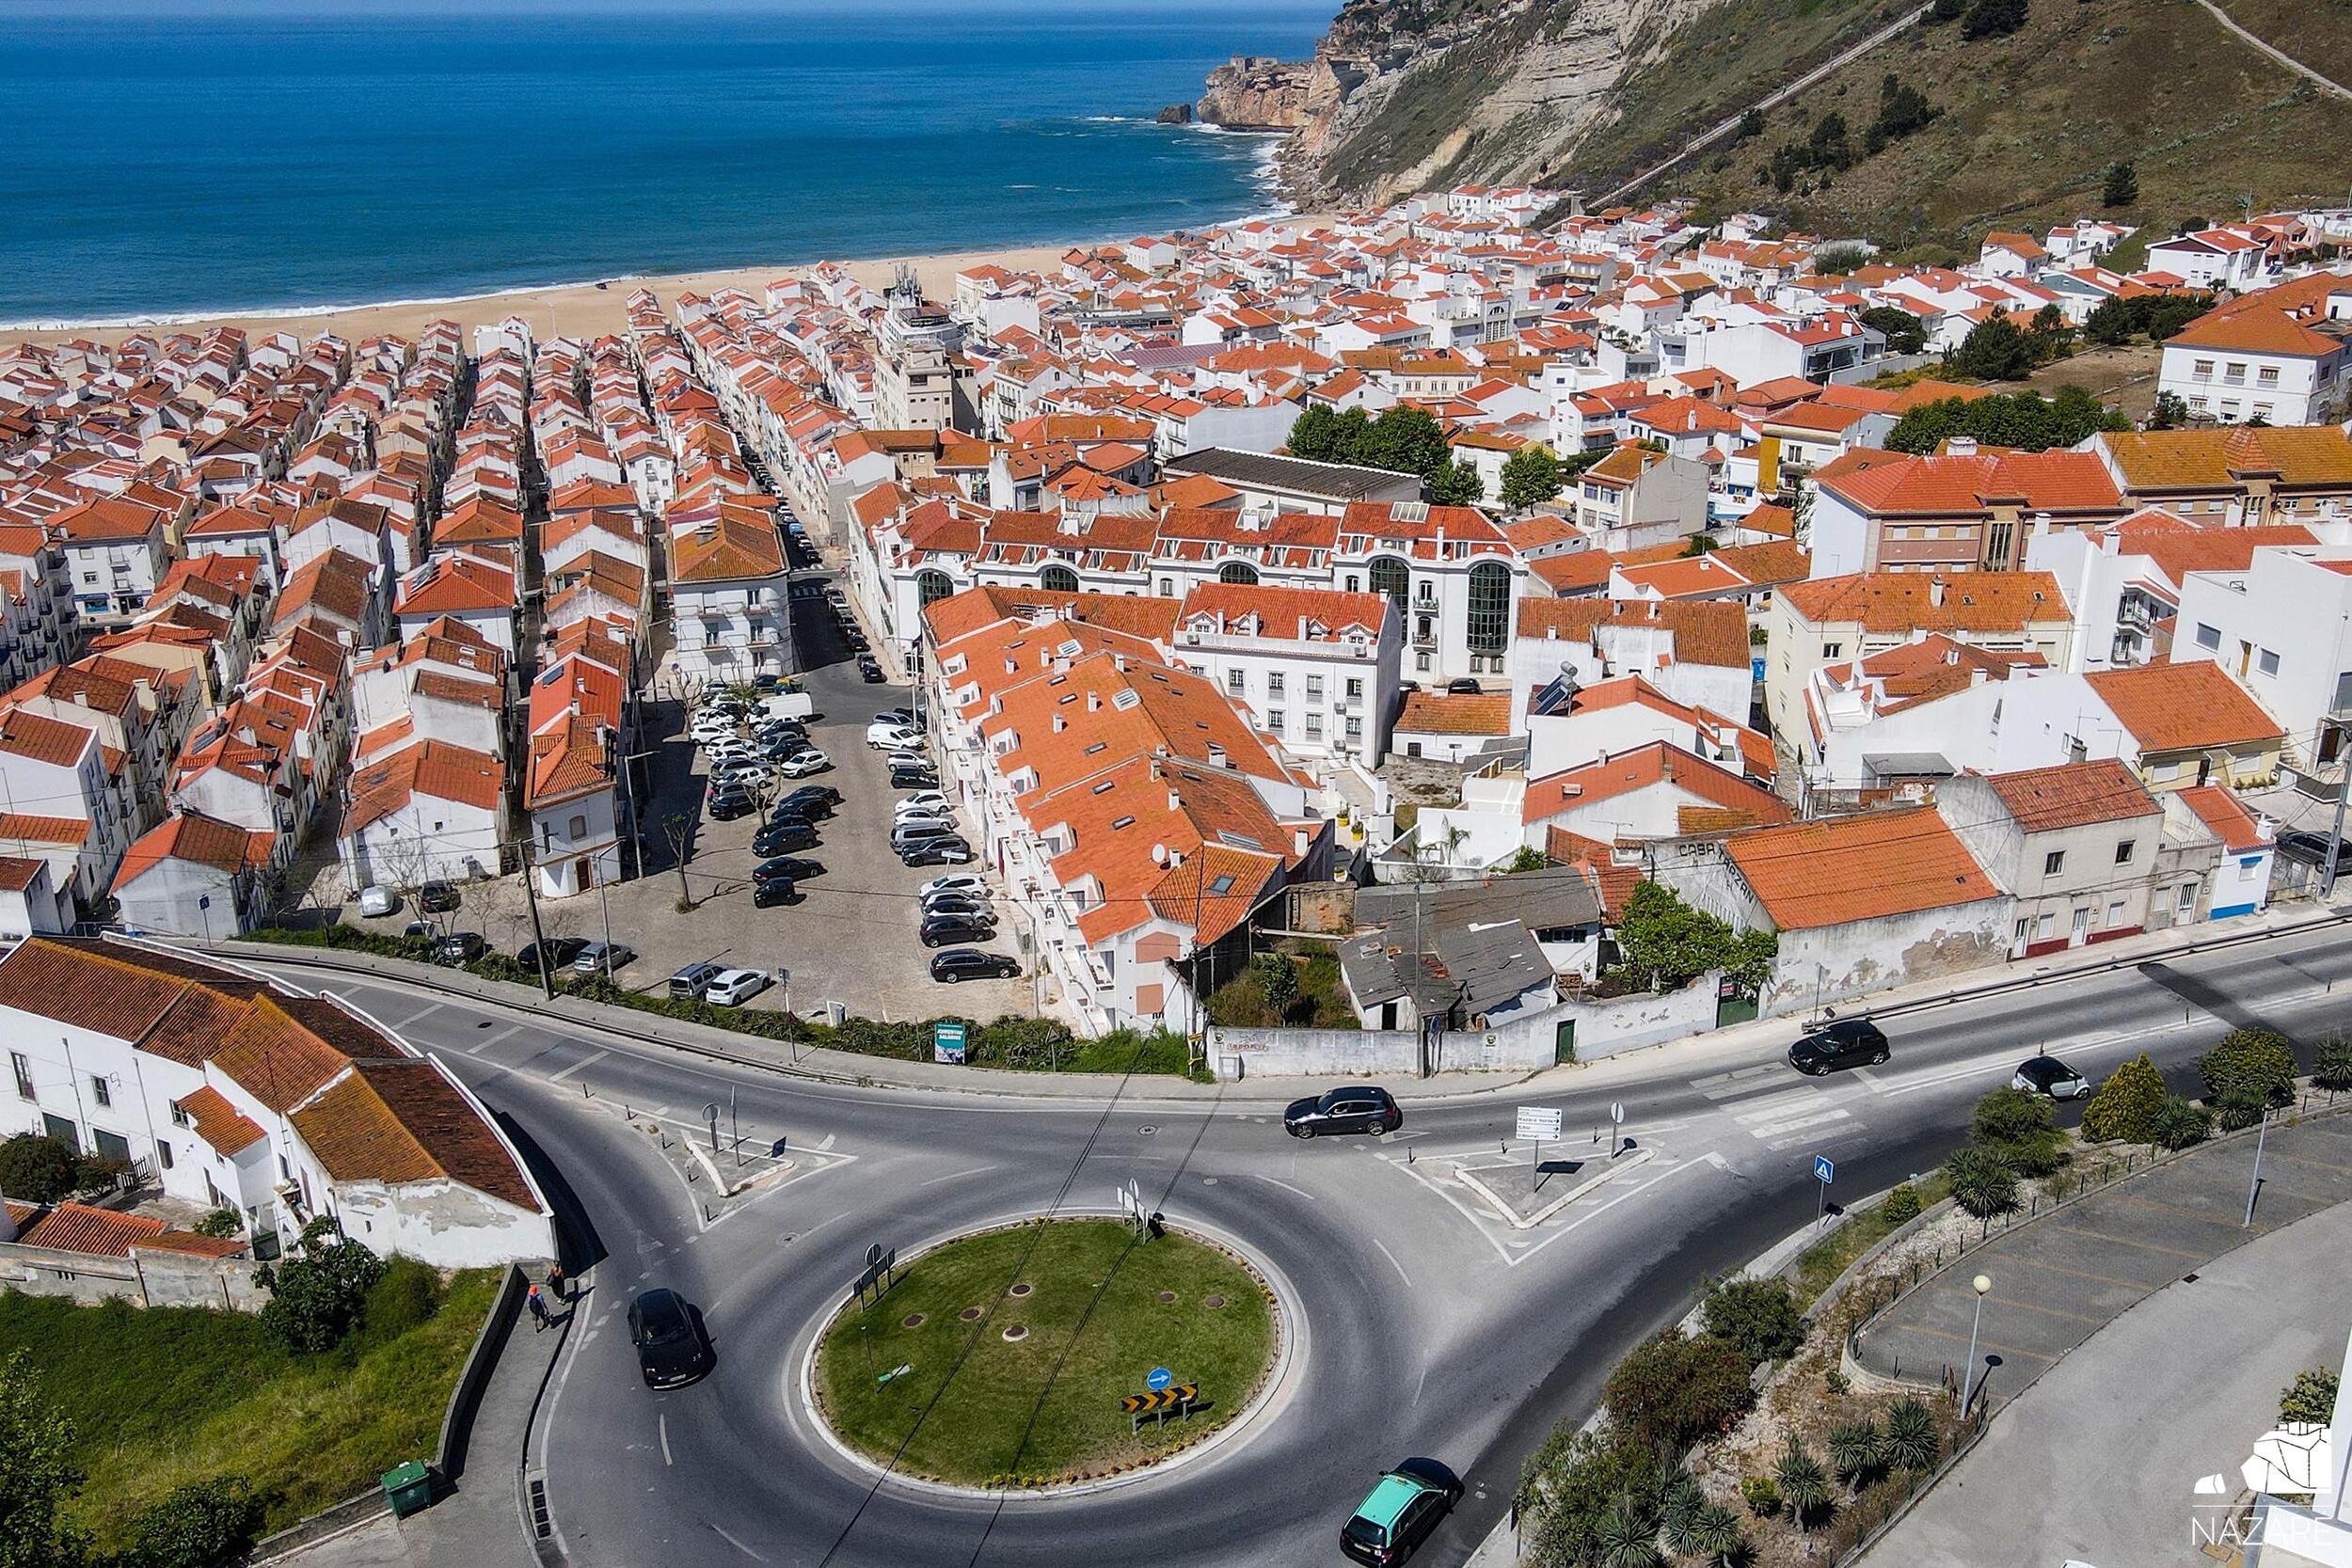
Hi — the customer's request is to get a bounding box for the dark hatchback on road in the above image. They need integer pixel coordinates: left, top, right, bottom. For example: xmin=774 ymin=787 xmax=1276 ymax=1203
xmin=1788 ymin=1016 xmax=1890 ymax=1076
xmin=628 ymin=1288 xmax=712 ymax=1388
xmin=1283 ymin=1085 xmax=1402 ymax=1138
xmin=930 ymin=948 xmax=1018 ymax=982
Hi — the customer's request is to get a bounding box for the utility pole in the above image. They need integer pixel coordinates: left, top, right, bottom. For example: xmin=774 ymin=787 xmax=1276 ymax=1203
xmin=2324 ymin=720 xmax=2351 ymax=900
xmin=597 ymin=877 xmax=615 ymax=979
xmin=519 ymin=853 xmax=555 ymax=999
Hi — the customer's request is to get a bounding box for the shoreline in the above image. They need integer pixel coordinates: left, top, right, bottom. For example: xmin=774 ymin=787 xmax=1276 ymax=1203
xmin=2 ymin=137 xmax=1311 ymax=350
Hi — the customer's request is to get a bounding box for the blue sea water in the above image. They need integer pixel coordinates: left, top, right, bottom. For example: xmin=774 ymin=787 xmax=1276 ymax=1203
xmin=0 ymin=1 xmax=1330 ymax=325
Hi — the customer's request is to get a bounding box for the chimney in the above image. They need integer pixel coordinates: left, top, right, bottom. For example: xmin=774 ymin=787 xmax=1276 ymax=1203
xmin=1929 ymin=578 xmax=1947 ymax=609
xmin=1168 ymin=787 xmax=1183 ymax=812
xmin=1947 ymin=435 xmax=1978 ymax=457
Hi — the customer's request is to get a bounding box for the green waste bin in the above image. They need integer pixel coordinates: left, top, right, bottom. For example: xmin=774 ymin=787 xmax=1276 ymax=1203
xmin=382 ymin=1462 xmax=433 ymax=1518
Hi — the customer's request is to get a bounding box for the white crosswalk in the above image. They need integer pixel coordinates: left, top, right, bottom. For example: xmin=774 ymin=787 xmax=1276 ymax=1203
xmin=1690 ymin=1067 xmax=1861 ymax=1144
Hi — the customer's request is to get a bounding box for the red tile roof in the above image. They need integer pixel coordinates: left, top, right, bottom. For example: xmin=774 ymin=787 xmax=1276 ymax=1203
xmin=1984 ymin=760 xmax=2158 ymax=832
xmin=1726 ymin=807 xmax=2002 ymax=929
xmin=2086 ymin=662 xmax=2285 ymax=752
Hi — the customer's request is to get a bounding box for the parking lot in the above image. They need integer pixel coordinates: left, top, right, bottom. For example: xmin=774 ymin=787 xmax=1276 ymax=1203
xmin=342 ymin=553 xmax=1034 ymax=1026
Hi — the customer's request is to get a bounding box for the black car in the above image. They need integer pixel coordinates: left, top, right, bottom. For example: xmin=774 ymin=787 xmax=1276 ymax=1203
xmin=433 ymin=931 xmax=486 ymax=966
xmin=930 ymin=947 xmax=1019 ymax=982
xmin=707 ymin=788 xmax=758 ymax=821
xmin=1444 ymin=676 xmax=1483 ymax=696
xmin=2277 ymin=830 xmax=2349 ymax=871
xmin=417 ymin=879 xmax=461 ymax=913
xmin=755 ymin=855 xmax=824 ymax=883
xmin=756 ymin=734 xmax=810 ymax=760
xmin=1283 ymin=1085 xmax=1402 ymax=1138
xmin=919 ymin=913 xmax=997 ymax=948
xmin=900 ymin=835 xmax=972 ymax=867
xmin=628 ymin=1288 xmax=713 ymax=1388
xmin=753 ymin=878 xmax=802 ymax=908
xmin=920 ymin=894 xmax=993 ymax=923
xmin=857 ymin=655 xmax=886 ymax=683
xmin=752 ymin=673 xmax=782 ymax=693
xmin=771 ymin=796 xmax=832 ymax=824
xmin=752 ymin=820 xmax=818 ymax=856
xmin=517 ymin=937 xmax=589 ymax=973
xmin=889 ymin=766 xmax=940 ymax=791
xmin=1788 ymin=1016 xmax=1890 ymax=1076
xmin=780 ymin=784 xmax=842 ymax=811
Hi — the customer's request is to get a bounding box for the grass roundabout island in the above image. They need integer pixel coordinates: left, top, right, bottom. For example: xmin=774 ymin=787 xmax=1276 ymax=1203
xmin=812 ymin=1217 xmax=1279 ymax=1490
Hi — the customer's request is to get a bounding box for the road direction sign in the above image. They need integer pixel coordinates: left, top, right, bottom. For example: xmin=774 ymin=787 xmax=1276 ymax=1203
xmin=1610 ymin=1101 xmax=1625 ymax=1125
xmin=1814 ymin=1154 xmax=1836 ymax=1184
xmin=866 ymin=1243 xmax=885 ymax=1267
xmin=1121 ymin=1383 xmax=1200 ymax=1428
xmin=932 ymin=1021 xmax=968 ymax=1065
xmin=1516 ymin=1105 xmax=1564 ymax=1142
xmin=1147 ymin=1367 xmax=1172 ymax=1391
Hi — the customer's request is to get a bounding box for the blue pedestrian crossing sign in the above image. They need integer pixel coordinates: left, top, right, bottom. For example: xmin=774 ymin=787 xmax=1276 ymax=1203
xmin=1148 ymin=1367 xmax=1172 ymax=1391
xmin=1814 ymin=1154 xmax=1836 ymax=1184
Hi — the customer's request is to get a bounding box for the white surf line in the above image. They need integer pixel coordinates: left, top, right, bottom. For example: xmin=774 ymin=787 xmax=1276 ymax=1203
xmin=548 ymin=1047 xmax=611 ymax=1084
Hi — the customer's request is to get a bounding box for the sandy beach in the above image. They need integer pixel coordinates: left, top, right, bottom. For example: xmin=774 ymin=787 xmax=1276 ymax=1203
xmin=0 ymin=214 xmax=1337 ymax=350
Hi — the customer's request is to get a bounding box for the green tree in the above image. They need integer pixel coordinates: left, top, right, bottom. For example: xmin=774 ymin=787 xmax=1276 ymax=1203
xmin=1815 ymin=240 xmax=1872 ymax=275
xmin=256 ymin=1216 xmax=389 ymax=1354
xmin=2102 ymin=160 xmax=2139 ymax=209
xmin=1701 ymin=1275 xmax=1804 ymax=1366
xmin=1883 ymin=1397 xmax=1940 ymax=1471
xmin=1736 ymin=107 xmax=1765 ymax=141
xmin=1828 ymin=1418 xmax=1886 ymax=1487
xmin=1929 ymin=0 xmax=1966 ymax=17
xmin=2199 ymin=1028 xmax=2296 ymax=1108
xmin=1961 ymin=0 xmax=2030 ymax=39
xmin=1360 ymin=405 xmax=1451 ymax=480
xmin=2083 ymin=295 xmax=2137 ymax=346
xmin=1882 ymin=1180 xmax=1923 ymax=1225
xmin=0 ymin=1134 xmax=82 ymax=1205
xmin=118 ymin=1477 xmax=270 ymax=1568
xmin=2082 ymin=1052 xmax=2168 ymax=1142
xmin=1943 ymin=1146 xmax=2021 ymax=1236
xmin=2281 ymin=1367 xmax=2341 ymax=1425
xmin=0 ymin=1351 xmax=86 ymax=1568
xmin=1775 ymin=1436 xmax=1833 ymax=1528
xmin=1499 ymin=846 xmax=1549 ymax=874
xmin=1499 ymin=443 xmax=1565 ymax=509
xmin=1251 ymin=951 xmax=1299 ymax=1016
xmin=1427 ymin=456 xmax=1485 ymax=506
xmin=2149 ymin=390 xmax=2191 ymax=430
xmin=1518 ymin=1432 xmax=1664 ymax=1568
xmin=1861 ymin=305 xmax=1927 ymax=355
xmin=1949 ymin=312 xmax=2038 ymax=380
xmin=1615 ymin=881 xmax=1775 ymax=994
xmin=192 ymin=1208 xmax=244 ymax=1240
xmin=2152 ymin=1095 xmax=2215 ymax=1149
xmin=2026 ymin=303 xmax=2076 ymax=364
xmin=1971 ymin=1086 xmax=2065 ymax=1176
xmin=1602 ymin=1328 xmax=1756 ymax=1453
xmin=1286 ymin=403 xmax=1345 ymax=461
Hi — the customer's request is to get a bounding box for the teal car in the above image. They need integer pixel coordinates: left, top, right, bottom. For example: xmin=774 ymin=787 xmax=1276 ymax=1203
xmin=1341 ymin=1459 xmax=1461 ymax=1565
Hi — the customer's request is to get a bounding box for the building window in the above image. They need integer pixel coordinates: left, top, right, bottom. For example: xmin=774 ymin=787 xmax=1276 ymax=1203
xmin=1343 ymin=575 xmax=1360 ymax=594
xmin=11 ymin=1052 xmax=31 ymax=1101
xmin=568 ymin=815 xmax=589 ymax=838
xmin=2034 ymin=911 xmax=2055 ymax=939
xmin=2178 ymin=882 xmax=2198 ymax=913
xmin=2113 ymin=839 xmax=2136 ymax=865
xmin=2044 ymin=850 xmax=2065 ymax=876
xmin=1415 ymin=652 xmax=1432 ymax=673
xmin=1039 ymin=563 xmax=1081 ymax=593
xmin=1344 ymin=716 xmax=1363 ymax=738
xmin=2257 ymin=366 xmax=2280 ymax=386
xmin=157 ymin=1142 xmax=173 ymax=1171
xmin=1304 ymin=713 xmax=1324 ymax=736
xmin=2256 ymin=648 xmax=2280 ymax=677
xmin=2194 ymin=624 xmax=2220 ymax=650
xmin=1344 ymin=677 xmax=1363 ymax=700
xmin=1306 ymin=674 xmax=1325 ymax=700
xmin=915 ymin=569 xmax=955 ymax=609
xmin=90 ymin=1075 xmax=109 ymax=1108
xmin=1465 ymin=561 xmax=1511 ymax=656
xmin=2106 ymin=900 xmax=2125 ymax=927
xmin=1225 ymin=669 xmax=1246 ymax=695
xmin=171 ymin=1102 xmax=192 ymax=1129
xmin=1267 ymin=709 xmax=1285 ymax=733
xmin=1266 ymin=672 xmax=1285 ymax=696
xmin=1216 ymin=561 xmax=1260 ymax=586
xmin=1368 ymin=556 xmax=1410 ymax=610
xmin=1822 ymin=642 xmax=1843 ymax=660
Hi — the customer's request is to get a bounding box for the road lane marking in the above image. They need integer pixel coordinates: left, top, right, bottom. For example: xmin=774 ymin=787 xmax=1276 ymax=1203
xmin=660 ymin=1413 xmax=673 ymax=1466
xmin=1373 ymin=1236 xmax=1412 ymax=1289
xmin=467 ymin=1022 xmax=526 ymax=1055
xmin=1744 ymin=1108 xmax=1851 ymax=1140
xmin=1730 ymin=1088 xmax=1833 ymax=1123
xmin=1253 ymin=1174 xmax=1317 ymax=1202
xmin=921 ymin=1164 xmax=993 ymax=1187
xmin=548 ymin=1048 xmax=612 ymax=1084
xmin=1690 ymin=1064 xmax=1779 ymax=1092
xmin=708 ymin=1523 xmax=768 ymax=1561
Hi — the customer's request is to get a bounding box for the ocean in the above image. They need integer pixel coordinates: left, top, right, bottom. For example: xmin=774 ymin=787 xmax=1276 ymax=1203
xmin=0 ymin=1 xmax=1330 ymax=327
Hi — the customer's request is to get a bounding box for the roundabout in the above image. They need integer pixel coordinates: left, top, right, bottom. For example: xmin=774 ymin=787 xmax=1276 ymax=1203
xmin=808 ymin=1217 xmax=1282 ymax=1490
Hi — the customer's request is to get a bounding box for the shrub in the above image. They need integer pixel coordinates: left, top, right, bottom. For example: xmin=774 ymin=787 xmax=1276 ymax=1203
xmin=1970 ymin=1086 xmax=2064 ymax=1176
xmin=1701 ymin=1275 xmax=1804 ymax=1366
xmin=1740 ymin=1474 xmax=1782 ymax=1516
xmin=2152 ymin=1096 xmax=2214 ymax=1149
xmin=1775 ymin=1436 xmax=1834 ymax=1528
xmin=1881 ymin=1181 xmax=1923 ymax=1225
xmin=1592 ymin=1497 xmax=1663 ymax=1567
xmin=1883 ymin=1397 xmax=1940 ymax=1471
xmin=119 ymin=1475 xmax=272 ymax=1568
xmin=1250 ymin=952 xmax=1299 ymax=1016
xmin=1943 ymin=1147 xmax=2021 ymax=1235
xmin=2082 ymin=1053 xmax=2167 ymax=1143
xmin=1961 ymin=0 xmax=2029 ymax=39
xmin=1602 ymin=1328 xmax=1756 ymax=1454
xmin=2314 ymin=1036 xmax=2352 ymax=1094
xmin=1518 ymin=1431 xmax=1664 ymax=1566
xmin=1684 ymin=1502 xmax=1747 ymax=1566
xmin=1829 ymin=1418 xmax=1886 ymax=1487
xmin=2216 ymin=1086 xmax=2269 ymax=1132
xmin=2201 ymin=1028 xmax=2297 ymax=1108
xmin=2281 ymin=1368 xmax=2341 ymax=1425
xmin=0 ymin=1133 xmax=83 ymax=1204
xmin=192 ymin=1207 xmax=244 ymax=1239
xmin=357 ymin=1256 xmax=444 ymax=1347
xmin=256 ymin=1217 xmax=389 ymax=1354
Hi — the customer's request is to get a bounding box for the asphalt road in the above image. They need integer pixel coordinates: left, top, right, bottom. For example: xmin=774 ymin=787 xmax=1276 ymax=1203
xmin=255 ymin=911 xmax=2352 ymax=1568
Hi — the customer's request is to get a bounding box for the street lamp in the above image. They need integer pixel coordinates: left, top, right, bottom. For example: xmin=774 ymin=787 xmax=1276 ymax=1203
xmin=1963 ymin=1273 xmax=1993 ymax=1414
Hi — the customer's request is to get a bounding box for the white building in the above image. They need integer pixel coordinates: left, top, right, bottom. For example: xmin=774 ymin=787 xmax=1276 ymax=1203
xmin=2156 ymin=272 xmax=2352 ymax=425
xmin=667 ymin=514 xmax=791 ymax=682
xmin=1168 ymin=583 xmax=1402 ymax=768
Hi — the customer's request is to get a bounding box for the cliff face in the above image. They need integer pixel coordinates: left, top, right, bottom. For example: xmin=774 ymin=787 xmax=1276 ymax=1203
xmin=1232 ymin=0 xmax=1740 ymax=208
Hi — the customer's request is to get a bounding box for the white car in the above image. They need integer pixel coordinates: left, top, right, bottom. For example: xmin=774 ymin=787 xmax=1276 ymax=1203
xmin=884 ymin=749 xmax=931 ymax=771
xmin=357 ymin=884 xmax=398 ymax=918
xmin=866 ymin=722 xmax=925 ymax=751
xmin=775 ymin=748 xmax=832 ymax=778
xmin=893 ymin=813 xmax=957 ymax=838
xmin=919 ymin=874 xmax=987 ymax=901
xmin=713 ymin=762 xmax=774 ymax=790
xmin=704 ymin=967 xmax=771 ymax=1006
xmin=894 ymin=792 xmax=953 ymax=817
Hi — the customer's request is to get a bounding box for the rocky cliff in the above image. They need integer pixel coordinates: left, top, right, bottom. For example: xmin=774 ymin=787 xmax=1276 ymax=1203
xmin=1197 ymin=55 xmax=1318 ymax=130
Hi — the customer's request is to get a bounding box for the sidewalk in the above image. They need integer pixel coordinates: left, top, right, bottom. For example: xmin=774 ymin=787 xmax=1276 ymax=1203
xmin=1855 ymin=1104 xmax=2352 ymax=1401
xmin=1862 ymin=1197 xmax=2352 ymax=1566
xmin=264 ymin=1287 xmax=574 ymax=1568
xmin=206 ymin=899 xmax=2345 ymax=1107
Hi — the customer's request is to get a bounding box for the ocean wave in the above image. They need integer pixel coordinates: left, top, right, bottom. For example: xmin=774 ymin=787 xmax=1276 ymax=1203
xmin=0 ymin=276 xmax=641 ymax=333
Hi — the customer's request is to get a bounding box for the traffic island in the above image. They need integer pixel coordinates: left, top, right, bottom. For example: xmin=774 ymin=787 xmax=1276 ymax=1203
xmin=810 ymin=1217 xmax=1280 ymax=1491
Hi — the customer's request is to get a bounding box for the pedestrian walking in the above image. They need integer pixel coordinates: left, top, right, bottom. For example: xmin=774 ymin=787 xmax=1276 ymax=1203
xmin=527 ymin=1281 xmax=549 ymax=1332
xmin=547 ymin=1262 xmax=566 ymax=1304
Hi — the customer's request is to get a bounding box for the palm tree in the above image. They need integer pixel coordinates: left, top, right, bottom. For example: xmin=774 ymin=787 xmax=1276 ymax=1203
xmin=1658 ymin=1474 xmax=1705 ymax=1556
xmin=1828 ymin=1418 xmax=1885 ymax=1488
xmin=1685 ymin=1502 xmax=1749 ymax=1567
xmin=1592 ymin=1497 xmax=1663 ymax=1568
xmin=1776 ymin=1437 xmax=1833 ymax=1529
xmin=1883 ymin=1397 xmax=1940 ymax=1472
xmin=1943 ymin=1146 xmax=2020 ymax=1237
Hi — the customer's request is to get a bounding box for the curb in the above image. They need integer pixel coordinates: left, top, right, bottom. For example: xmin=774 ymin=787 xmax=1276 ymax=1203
xmin=1457 ymin=1147 xmax=1657 ymax=1230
